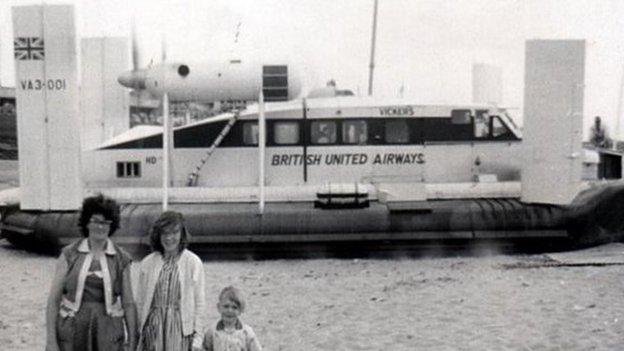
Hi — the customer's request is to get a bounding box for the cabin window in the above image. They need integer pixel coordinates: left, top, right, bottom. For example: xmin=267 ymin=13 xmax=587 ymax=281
xmin=243 ymin=122 xmax=259 ymax=145
xmin=451 ymin=109 xmax=471 ymax=124
xmin=491 ymin=116 xmax=509 ymax=138
xmin=274 ymin=121 xmax=299 ymax=145
xmin=369 ymin=120 xmax=384 ymax=144
xmin=342 ymin=120 xmax=367 ymax=144
xmin=385 ymin=120 xmax=409 ymax=143
xmin=474 ymin=110 xmax=490 ymax=138
xmin=311 ymin=121 xmax=337 ymax=144
xmin=116 ymin=161 xmax=141 ymax=178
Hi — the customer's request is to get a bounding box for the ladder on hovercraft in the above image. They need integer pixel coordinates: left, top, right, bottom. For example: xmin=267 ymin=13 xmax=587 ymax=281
xmin=186 ymin=110 xmax=240 ymax=186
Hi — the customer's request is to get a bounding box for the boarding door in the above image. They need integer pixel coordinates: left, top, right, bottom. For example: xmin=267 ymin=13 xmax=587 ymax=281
xmin=304 ymin=118 xmax=346 ymax=184
xmin=422 ymin=109 xmax=475 ymax=184
xmin=264 ymin=118 xmax=305 ymax=187
xmin=471 ymin=109 xmax=491 ymax=181
xmin=371 ymin=117 xmax=426 ymax=201
xmin=473 ymin=110 xmax=491 ymax=139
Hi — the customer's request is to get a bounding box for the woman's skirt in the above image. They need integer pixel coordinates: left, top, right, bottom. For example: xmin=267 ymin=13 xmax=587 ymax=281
xmin=56 ymin=302 xmax=125 ymax=351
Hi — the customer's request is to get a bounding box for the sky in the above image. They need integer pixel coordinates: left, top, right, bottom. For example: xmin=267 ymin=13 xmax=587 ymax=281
xmin=1 ymin=0 xmax=624 ymax=138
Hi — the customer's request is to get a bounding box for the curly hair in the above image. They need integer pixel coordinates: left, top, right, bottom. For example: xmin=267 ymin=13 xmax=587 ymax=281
xmin=218 ymin=286 xmax=246 ymax=313
xmin=78 ymin=194 xmax=120 ymax=237
xmin=150 ymin=211 xmax=190 ymax=254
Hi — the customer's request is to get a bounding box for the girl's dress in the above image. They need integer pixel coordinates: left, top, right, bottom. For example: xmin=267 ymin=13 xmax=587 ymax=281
xmin=139 ymin=255 xmax=192 ymax=351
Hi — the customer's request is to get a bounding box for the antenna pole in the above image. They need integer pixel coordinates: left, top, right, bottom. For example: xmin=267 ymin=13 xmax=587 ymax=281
xmin=367 ymin=0 xmax=378 ymax=96
xmin=616 ymin=62 xmax=624 ymax=143
xmin=258 ymin=91 xmax=266 ymax=214
xmin=162 ymin=92 xmax=170 ymax=211
xmin=0 ymin=32 xmax=2 ymax=87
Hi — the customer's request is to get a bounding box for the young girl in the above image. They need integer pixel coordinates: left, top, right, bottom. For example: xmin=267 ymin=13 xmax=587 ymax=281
xmin=202 ymin=286 xmax=262 ymax=351
xmin=136 ymin=211 xmax=205 ymax=351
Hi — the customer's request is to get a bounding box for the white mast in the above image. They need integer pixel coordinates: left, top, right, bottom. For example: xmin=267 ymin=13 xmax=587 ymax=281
xmin=161 ymin=29 xmax=171 ymax=210
xmin=162 ymin=92 xmax=170 ymax=211
xmin=367 ymin=0 xmax=378 ymax=96
xmin=616 ymin=62 xmax=624 ymax=143
xmin=258 ymin=91 xmax=266 ymax=214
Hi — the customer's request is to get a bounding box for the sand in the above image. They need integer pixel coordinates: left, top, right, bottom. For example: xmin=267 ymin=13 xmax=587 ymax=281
xmin=1 ymin=239 xmax=623 ymax=350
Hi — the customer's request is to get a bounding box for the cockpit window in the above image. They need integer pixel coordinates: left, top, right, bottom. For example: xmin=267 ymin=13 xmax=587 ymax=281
xmin=474 ymin=110 xmax=490 ymax=138
xmin=503 ymin=110 xmax=520 ymax=130
xmin=451 ymin=109 xmax=471 ymax=124
xmin=491 ymin=116 xmax=510 ymax=138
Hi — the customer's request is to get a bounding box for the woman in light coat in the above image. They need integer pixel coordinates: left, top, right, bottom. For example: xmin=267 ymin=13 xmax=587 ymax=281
xmin=136 ymin=211 xmax=205 ymax=351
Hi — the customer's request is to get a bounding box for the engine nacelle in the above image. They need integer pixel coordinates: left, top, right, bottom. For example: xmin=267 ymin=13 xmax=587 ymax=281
xmin=119 ymin=60 xmax=301 ymax=102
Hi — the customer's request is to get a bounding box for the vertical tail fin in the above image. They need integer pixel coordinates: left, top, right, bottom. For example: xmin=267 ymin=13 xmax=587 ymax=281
xmin=521 ymin=40 xmax=585 ymax=205
xmin=12 ymin=5 xmax=81 ymax=210
xmin=80 ymin=37 xmax=129 ymax=149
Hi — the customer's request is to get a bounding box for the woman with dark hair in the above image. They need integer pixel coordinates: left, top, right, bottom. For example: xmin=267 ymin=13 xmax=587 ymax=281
xmin=45 ymin=195 xmax=137 ymax=351
xmin=136 ymin=211 xmax=205 ymax=351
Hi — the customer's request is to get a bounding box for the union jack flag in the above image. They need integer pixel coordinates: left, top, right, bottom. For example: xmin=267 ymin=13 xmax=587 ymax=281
xmin=14 ymin=37 xmax=45 ymax=60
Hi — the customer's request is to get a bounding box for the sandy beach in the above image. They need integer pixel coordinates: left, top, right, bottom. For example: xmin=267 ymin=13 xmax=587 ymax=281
xmin=1 ymin=239 xmax=623 ymax=350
